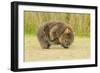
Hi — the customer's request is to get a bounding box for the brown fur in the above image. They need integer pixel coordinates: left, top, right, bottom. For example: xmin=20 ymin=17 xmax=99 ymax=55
xmin=37 ymin=21 xmax=74 ymax=49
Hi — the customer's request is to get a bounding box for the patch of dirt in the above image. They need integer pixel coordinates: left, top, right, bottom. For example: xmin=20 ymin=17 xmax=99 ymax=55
xmin=24 ymin=36 xmax=90 ymax=62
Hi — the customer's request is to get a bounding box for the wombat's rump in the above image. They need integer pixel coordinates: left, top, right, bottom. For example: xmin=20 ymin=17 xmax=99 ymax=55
xmin=37 ymin=21 xmax=74 ymax=49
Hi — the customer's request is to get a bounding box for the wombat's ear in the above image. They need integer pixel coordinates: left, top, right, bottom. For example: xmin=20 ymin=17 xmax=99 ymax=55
xmin=66 ymin=25 xmax=73 ymax=31
xmin=64 ymin=28 xmax=71 ymax=34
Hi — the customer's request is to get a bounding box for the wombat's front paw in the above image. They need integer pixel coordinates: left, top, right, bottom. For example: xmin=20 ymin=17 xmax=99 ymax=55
xmin=61 ymin=44 xmax=69 ymax=48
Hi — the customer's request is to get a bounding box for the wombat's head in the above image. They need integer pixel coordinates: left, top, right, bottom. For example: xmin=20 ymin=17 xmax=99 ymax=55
xmin=59 ymin=27 xmax=74 ymax=48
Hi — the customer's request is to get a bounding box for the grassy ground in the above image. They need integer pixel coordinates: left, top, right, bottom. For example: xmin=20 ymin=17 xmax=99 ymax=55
xmin=24 ymin=35 xmax=90 ymax=62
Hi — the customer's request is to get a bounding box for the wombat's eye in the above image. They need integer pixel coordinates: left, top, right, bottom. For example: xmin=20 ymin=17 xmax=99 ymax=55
xmin=67 ymin=33 xmax=70 ymax=35
xmin=67 ymin=33 xmax=71 ymax=36
xmin=66 ymin=33 xmax=71 ymax=38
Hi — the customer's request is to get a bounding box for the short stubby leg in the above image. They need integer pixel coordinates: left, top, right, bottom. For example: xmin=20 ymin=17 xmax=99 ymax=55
xmin=38 ymin=34 xmax=50 ymax=49
xmin=61 ymin=44 xmax=69 ymax=48
xmin=42 ymin=43 xmax=50 ymax=49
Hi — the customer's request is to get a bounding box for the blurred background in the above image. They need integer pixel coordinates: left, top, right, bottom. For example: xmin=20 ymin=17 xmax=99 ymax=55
xmin=24 ymin=11 xmax=90 ymax=61
xmin=24 ymin=11 xmax=90 ymax=37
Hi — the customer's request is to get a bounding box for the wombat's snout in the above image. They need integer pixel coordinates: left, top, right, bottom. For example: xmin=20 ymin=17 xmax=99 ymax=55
xmin=59 ymin=28 xmax=74 ymax=48
xmin=60 ymin=38 xmax=72 ymax=48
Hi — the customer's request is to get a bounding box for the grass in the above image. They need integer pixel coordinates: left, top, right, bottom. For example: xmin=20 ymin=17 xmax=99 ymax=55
xmin=24 ymin=11 xmax=90 ymax=37
xmin=24 ymin=35 xmax=90 ymax=62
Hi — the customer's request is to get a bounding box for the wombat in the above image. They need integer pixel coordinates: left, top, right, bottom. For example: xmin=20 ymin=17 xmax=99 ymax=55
xmin=37 ymin=21 xmax=74 ymax=49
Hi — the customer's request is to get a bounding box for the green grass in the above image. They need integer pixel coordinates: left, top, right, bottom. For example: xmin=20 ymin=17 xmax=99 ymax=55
xmin=24 ymin=11 xmax=90 ymax=36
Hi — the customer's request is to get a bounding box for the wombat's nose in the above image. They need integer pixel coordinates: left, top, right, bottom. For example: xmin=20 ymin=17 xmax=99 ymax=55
xmin=65 ymin=40 xmax=70 ymax=45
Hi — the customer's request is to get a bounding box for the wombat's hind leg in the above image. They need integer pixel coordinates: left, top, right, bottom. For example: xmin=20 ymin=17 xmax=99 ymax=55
xmin=43 ymin=44 xmax=50 ymax=49
xmin=38 ymin=36 xmax=50 ymax=49
xmin=40 ymin=41 xmax=50 ymax=49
